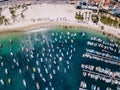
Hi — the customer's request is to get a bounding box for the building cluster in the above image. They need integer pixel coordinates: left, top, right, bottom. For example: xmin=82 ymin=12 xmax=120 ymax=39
xmin=0 ymin=0 xmax=119 ymax=18
xmin=77 ymin=0 xmax=120 ymax=18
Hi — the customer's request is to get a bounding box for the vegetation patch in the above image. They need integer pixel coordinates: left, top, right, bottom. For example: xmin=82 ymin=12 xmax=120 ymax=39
xmin=91 ymin=14 xmax=99 ymax=23
xmin=75 ymin=12 xmax=84 ymax=21
xmin=100 ymin=16 xmax=119 ymax=28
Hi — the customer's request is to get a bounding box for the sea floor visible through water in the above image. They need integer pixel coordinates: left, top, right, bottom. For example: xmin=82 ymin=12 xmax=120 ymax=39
xmin=0 ymin=27 xmax=119 ymax=90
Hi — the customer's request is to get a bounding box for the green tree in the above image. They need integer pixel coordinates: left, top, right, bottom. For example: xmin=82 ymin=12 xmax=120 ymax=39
xmin=0 ymin=16 xmax=5 ymax=25
xmin=91 ymin=15 xmax=99 ymax=23
xmin=0 ymin=8 xmax=2 ymax=16
xmin=21 ymin=13 xmax=25 ymax=19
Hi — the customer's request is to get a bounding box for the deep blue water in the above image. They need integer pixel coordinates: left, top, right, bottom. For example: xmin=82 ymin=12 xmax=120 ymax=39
xmin=0 ymin=28 xmax=120 ymax=90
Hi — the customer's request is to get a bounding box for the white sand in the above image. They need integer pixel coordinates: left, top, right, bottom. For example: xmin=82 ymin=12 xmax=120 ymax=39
xmin=24 ymin=4 xmax=77 ymax=20
xmin=0 ymin=4 xmax=120 ymax=39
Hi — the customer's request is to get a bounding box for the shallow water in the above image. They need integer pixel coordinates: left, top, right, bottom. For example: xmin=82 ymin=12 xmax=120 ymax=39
xmin=0 ymin=27 xmax=119 ymax=90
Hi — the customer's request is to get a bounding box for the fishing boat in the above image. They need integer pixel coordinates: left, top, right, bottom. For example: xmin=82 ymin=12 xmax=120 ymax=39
xmin=33 ymin=67 xmax=36 ymax=72
xmin=8 ymin=78 xmax=11 ymax=84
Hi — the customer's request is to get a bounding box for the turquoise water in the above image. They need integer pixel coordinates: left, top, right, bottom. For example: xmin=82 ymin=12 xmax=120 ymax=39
xmin=0 ymin=28 xmax=119 ymax=90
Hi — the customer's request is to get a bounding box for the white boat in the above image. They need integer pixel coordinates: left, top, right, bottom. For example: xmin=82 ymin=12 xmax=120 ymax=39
xmin=50 ymin=54 xmax=52 ymax=58
xmin=49 ymin=65 xmax=51 ymax=69
xmin=52 ymin=49 xmax=54 ymax=52
xmin=0 ymin=43 xmax=2 ymax=47
xmin=10 ymin=52 xmax=14 ymax=56
xmin=13 ymin=59 xmax=16 ymax=63
xmin=12 ymin=65 xmax=14 ymax=69
xmin=0 ymin=56 xmax=2 ymax=60
xmin=37 ymin=53 xmax=39 ymax=58
xmin=0 ymin=79 xmax=4 ymax=85
xmin=40 ymin=73 xmax=43 ymax=78
xmin=5 ymin=68 xmax=8 ymax=74
xmin=82 ymin=32 xmax=85 ymax=37
xmin=42 ymin=77 xmax=46 ymax=82
xmin=26 ymin=65 xmax=29 ymax=70
xmin=23 ymin=79 xmax=27 ymax=87
xmin=19 ymin=69 xmax=22 ymax=74
xmin=71 ymin=39 xmax=74 ymax=43
xmin=50 ymin=74 xmax=53 ymax=79
xmin=40 ymin=58 xmax=43 ymax=62
xmin=26 ymin=59 xmax=30 ymax=62
xmin=42 ymin=53 xmax=45 ymax=57
xmin=70 ymin=50 xmax=73 ymax=53
xmin=52 ymin=33 xmax=54 ymax=36
xmin=57 ymin=66 xmax=60 ymax=71
xmin=45 ymin=87 xmax=48 ymax=90
xmin=65 ymin=40 xmax=67 ymax=43
xmin=21 ymin=47 xmax=24 ymax=51
xmin=53 ymin=70 xmax=56 ymax=75
xmin=67 ymin=32 xmax=70 ymax=35
xmin=32 ymin=73 xmax=35 ymax=80
xmin=16 ymin=62 xmax=19 ymax=66
xmin=36 ymin=83 xmax=40 ymax=90
xmin=61 ymin=53 xmax=64 ymax=57
xmin=80 ymin=81 xmax=87 ymax=88
xmin=64 ymin=68 xmax=66 ymax=73
xmin=51 ymin=88 xmax=55 ymax=90
xmin=59 ymin=57 xmax=62 ymax=62
xmin=69 ymin=56 xmax=72 ymax=60
xmin=49 ymin=82 xmax=52 ymax=86
xmin=31 ymin=54 xmax=34 ymax=59
xmin=66 ymin=60 xmax=69 ymax=65
xmin=36 ymin=61 xmax=39 ymax=65
xmin=48 ymin=49 xmax=51 ymax=53
xmin=60 ymin=35 xmax=62 ymax=39
xmin=56 ymin=54 xmax=59 ymax=57
xmin=37 ymin=68 xmax=41 ymax=73
xmin=9 ymin=39 xmax=12 ymax=43
xmin=55 ymin=38 xmax=57 ymax=41
xmin=67 ymin=65 xmax=70 ymax=69
xmin=45 ymin=68 xmax=48 ymax=74
xmin=53 ymin=61 xmax=56 ymax=64
xmin=66 ymin=51 xmax=69 ymax=55
xmin=51 ymin=44 xmax=53 ymax=48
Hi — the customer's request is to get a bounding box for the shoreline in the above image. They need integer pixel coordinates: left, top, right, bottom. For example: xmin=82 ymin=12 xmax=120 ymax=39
xmin=0 ymin=3 xmax=119 ymax=41
xmin=0 ymin=21 xmax=119 ymax=40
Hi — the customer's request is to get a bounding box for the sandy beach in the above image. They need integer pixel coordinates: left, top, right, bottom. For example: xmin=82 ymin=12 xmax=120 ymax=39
xmin=0 ymin=3 xmax=120 ymax=39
